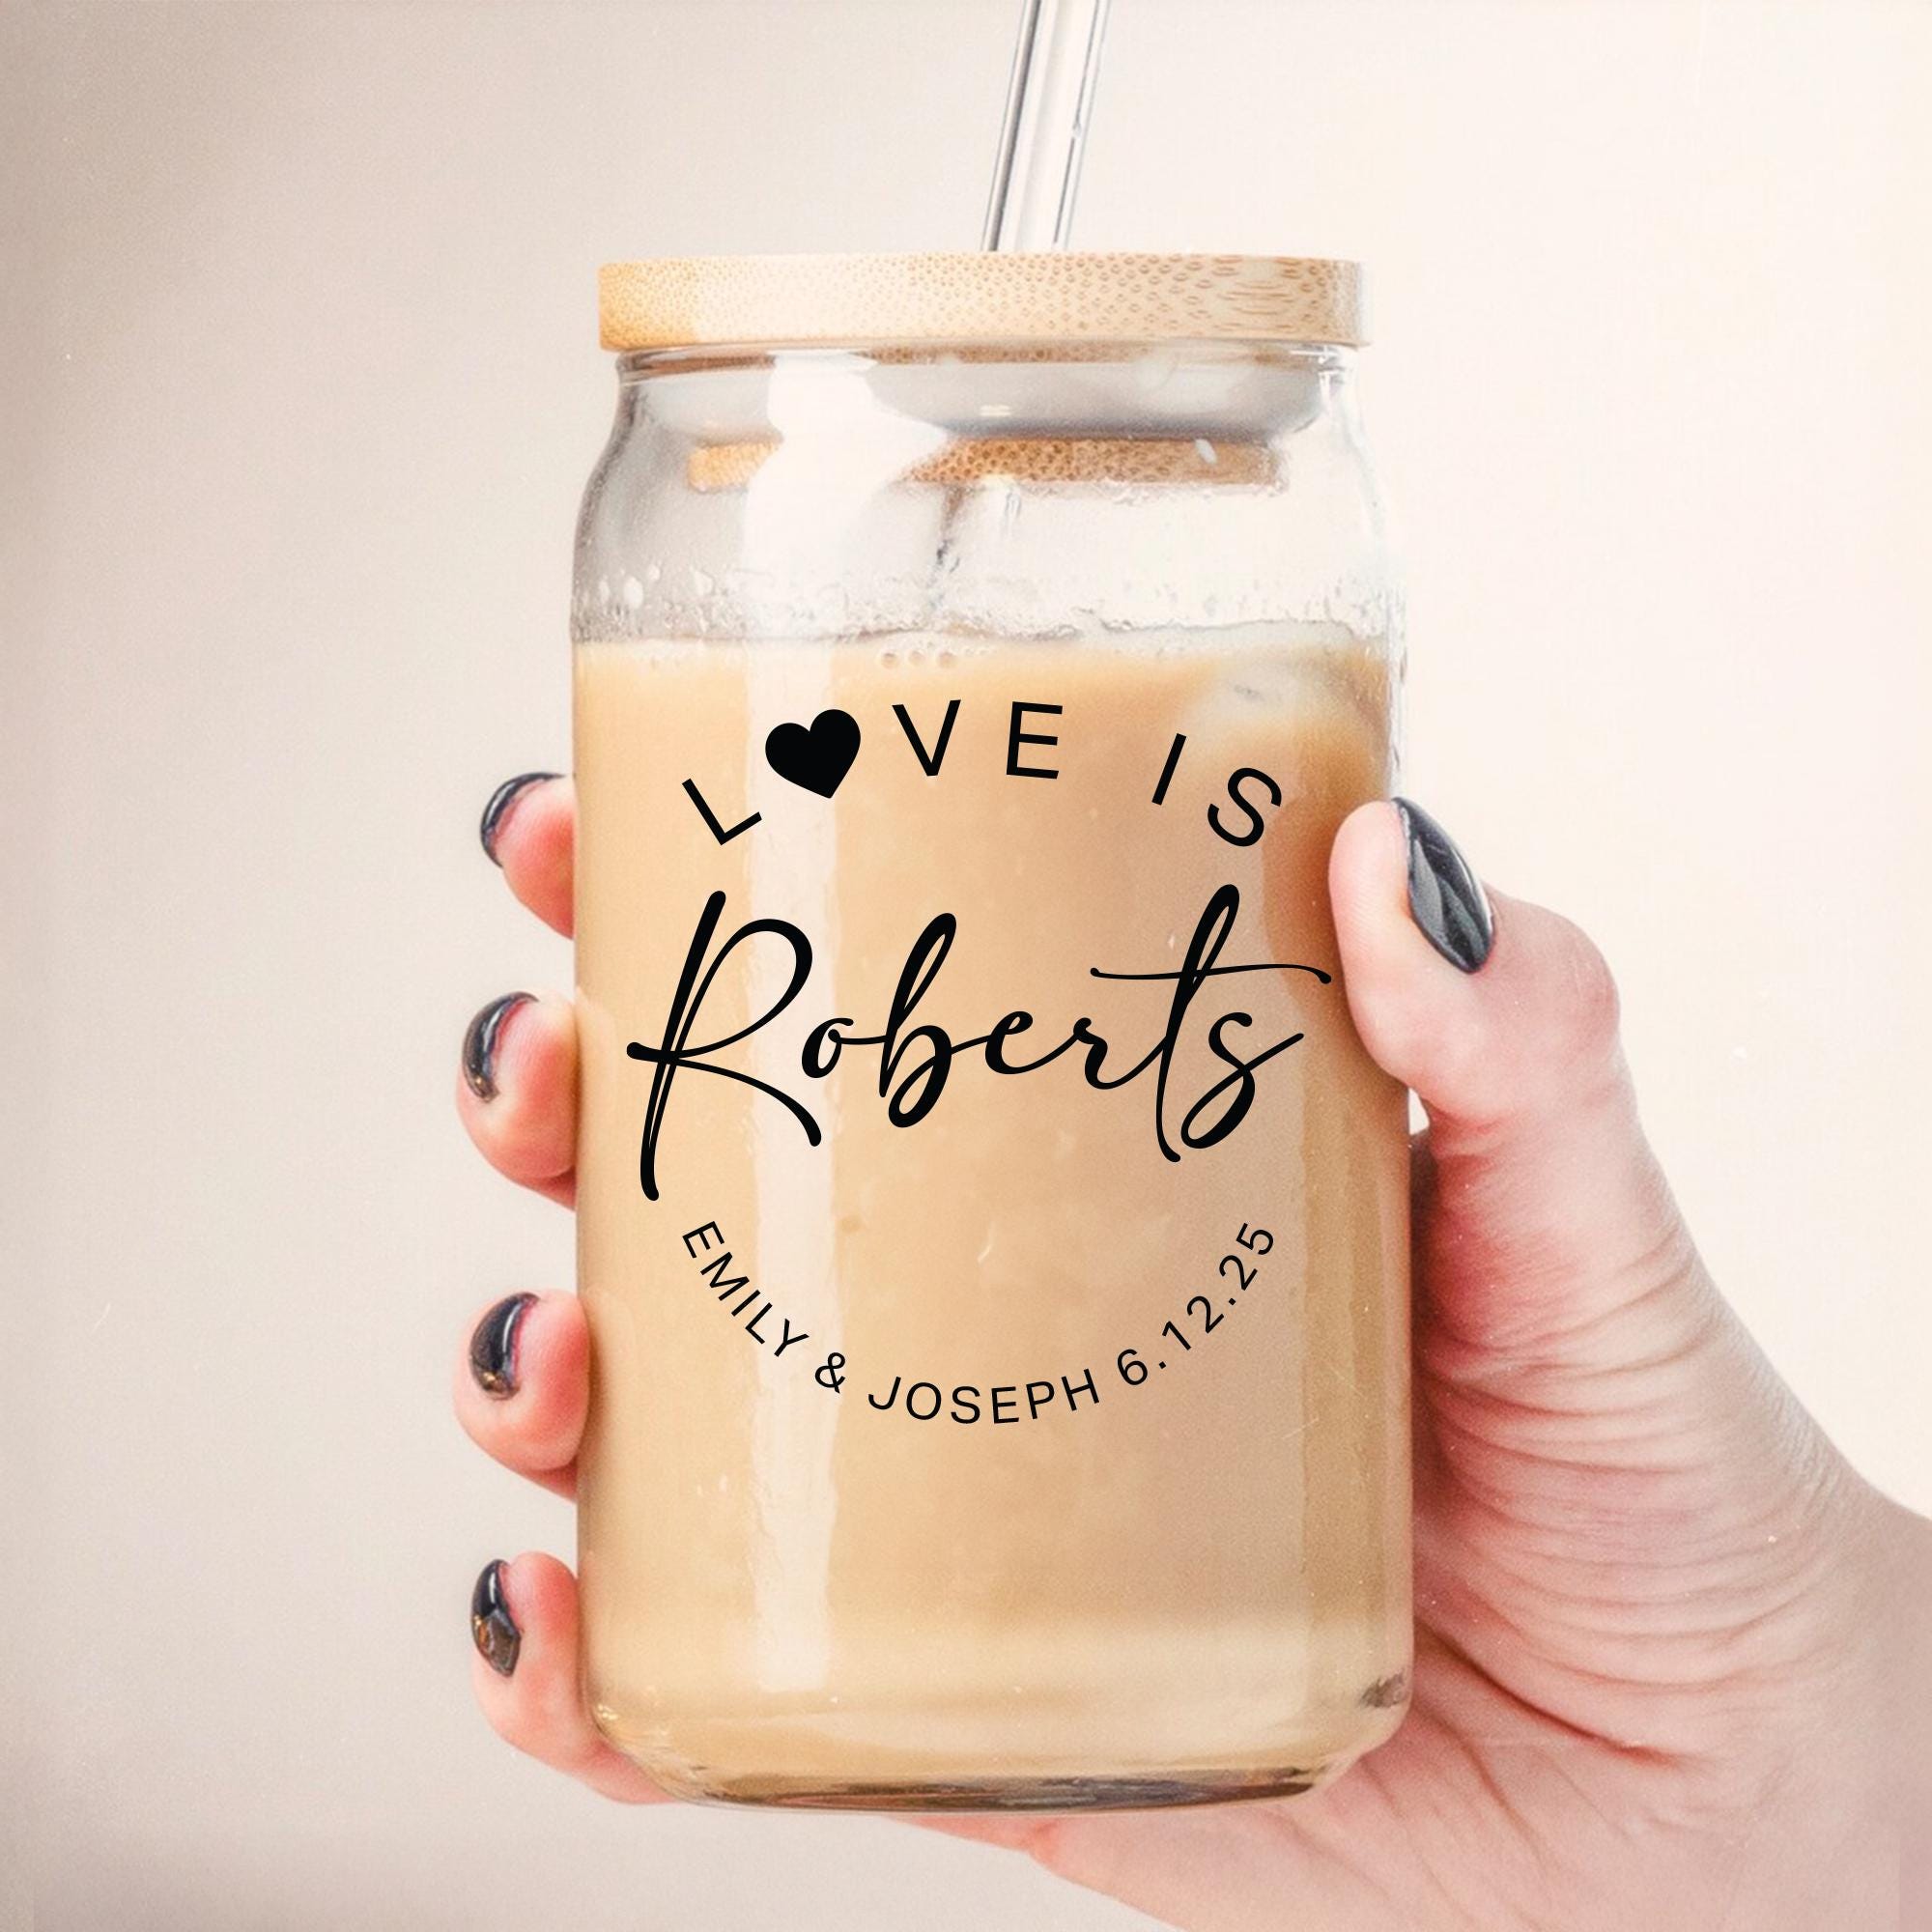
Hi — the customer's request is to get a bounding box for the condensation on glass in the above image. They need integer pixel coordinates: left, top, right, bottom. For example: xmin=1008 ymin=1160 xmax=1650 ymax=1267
xmin=571 ymin=254 xmax=1411 ymax=1810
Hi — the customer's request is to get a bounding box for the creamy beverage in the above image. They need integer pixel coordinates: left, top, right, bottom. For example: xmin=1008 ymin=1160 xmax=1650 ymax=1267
xmin=574 ymin=627 xmax=1411 ymax=1803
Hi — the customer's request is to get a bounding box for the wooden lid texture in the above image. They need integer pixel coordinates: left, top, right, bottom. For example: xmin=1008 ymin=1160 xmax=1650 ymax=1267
xmin=599 ymin=252 xmax=1366 ymax=351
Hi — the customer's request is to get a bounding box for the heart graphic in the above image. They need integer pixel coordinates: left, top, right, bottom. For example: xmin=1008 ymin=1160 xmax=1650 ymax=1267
xmin=764 ymin=709 xmax=862 ymax=798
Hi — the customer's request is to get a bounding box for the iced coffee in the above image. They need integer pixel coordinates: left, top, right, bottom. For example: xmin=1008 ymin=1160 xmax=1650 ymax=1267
xmin=573 ymin=255 xmax=1410 ymax=1808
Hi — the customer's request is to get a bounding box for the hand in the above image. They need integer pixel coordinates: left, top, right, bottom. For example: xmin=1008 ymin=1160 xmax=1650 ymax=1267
xmin=454 ymin=775 xmax=1925 ymax=1928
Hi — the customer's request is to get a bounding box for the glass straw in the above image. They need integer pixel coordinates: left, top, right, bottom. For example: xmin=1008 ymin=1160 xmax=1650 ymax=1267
xmin=980 ymin=0 xmax=1113 ymax=250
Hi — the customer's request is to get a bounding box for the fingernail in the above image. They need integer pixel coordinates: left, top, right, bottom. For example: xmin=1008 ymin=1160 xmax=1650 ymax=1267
xmin=469 ymin=1293 xmax=537 ymax=1399
xmin=470 ymin=1560 xmax=521 ymax=1676
xmin=479 ymin=772 xmax=559 ymax=866
xmin=1394 ymin=798 xmax=1493 ymax=973
xmin=462 ymin=992 xmax=533 ymax=1101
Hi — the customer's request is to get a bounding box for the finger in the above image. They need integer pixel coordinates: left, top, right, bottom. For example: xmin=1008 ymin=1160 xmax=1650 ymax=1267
xmin=453 ymin=1293 xmax=587 ymax=1499
xmin=479 ymin=772 xmax=574 ymax=937
xmin=469 ymin=1554 xmax=664 ymax=1804
xmin=1330 ymin=799 xmax=1862 ymax=1742
xmin=457 ymin=989 xmax=577 ymax=1206
xmin=1330 ymin=798 xmax=1696 ymax=1357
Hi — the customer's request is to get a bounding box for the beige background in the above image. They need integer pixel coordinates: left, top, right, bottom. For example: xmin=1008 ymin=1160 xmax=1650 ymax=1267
xmin=4 ymin=1 xmax=1928 ymax=1926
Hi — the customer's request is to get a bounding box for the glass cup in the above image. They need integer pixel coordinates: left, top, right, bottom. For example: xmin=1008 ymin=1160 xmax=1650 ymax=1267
xmin=571 ymin=253 xmax=1411 ymax=1809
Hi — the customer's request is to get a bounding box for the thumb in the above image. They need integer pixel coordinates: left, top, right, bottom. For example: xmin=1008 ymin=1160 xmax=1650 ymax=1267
xmin=1330 ymin=800 xmax=1868 ymax=1747
xmin=1332 ymin=797 xmax=1690 ymax=1357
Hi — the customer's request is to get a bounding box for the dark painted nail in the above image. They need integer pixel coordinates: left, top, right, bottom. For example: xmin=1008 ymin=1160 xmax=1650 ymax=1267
xmin=1394 ymin=798 xmax=1493 ymax=974
xmin=469 ymin=1293 xmax=537 ymax=1399
xmin=1361 ymin=1669 xmax=1410 ymax=1710
xmin=470 ymin=1560 xmax=521 ymax=1676
xmin=462 ymin=992 xmax=533 ymax=1101
xmin=479 ymin=772 xmax=559 ymax=866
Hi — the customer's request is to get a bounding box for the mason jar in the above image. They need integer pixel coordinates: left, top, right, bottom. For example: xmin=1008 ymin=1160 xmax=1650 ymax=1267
xmin=571 ymin=253 xmax=1410 ymax=1810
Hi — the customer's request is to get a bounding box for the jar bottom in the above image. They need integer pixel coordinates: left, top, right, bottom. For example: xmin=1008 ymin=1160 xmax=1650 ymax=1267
xmin=635 ymin=1763 xmax=1346 ymax=1813
xmin=591 ymin=1689 xmax=1408 ymax=1813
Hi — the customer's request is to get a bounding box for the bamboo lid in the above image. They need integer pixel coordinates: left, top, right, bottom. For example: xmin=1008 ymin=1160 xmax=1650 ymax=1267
xmin=599 ymin=252 xmax=1366 ymax=351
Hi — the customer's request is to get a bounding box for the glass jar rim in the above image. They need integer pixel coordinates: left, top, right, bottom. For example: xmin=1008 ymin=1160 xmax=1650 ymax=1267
xmin=597 ymin=252 xmax=1367 ymax=354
